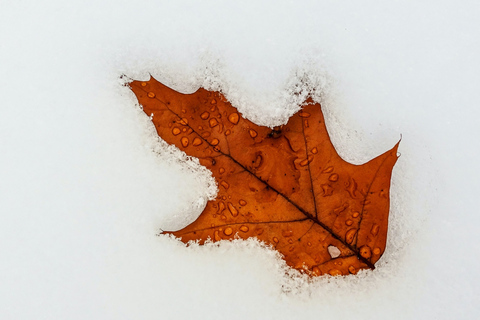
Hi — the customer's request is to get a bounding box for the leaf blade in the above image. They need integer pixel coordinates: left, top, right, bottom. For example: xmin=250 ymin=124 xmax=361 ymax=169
xmin=129 ymin=76 xmax=399 ymax=276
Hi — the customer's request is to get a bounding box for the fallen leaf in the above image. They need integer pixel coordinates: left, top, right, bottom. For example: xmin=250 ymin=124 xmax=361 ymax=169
xmin=129 ymin=76 xmax=399 ymax=276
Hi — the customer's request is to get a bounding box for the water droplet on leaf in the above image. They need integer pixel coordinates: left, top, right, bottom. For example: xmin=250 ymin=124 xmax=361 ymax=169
xmin=323 ymin=166 xmax=334 ymax=173
xmin=348 ymin=265 xmax=357 ymax=274
xmin=299 ymin=155 xmax=314 ymax=166
xmin=209 ymin=118 xmax=218 ymax=128
xmin=227 ymin=202 xmax=238 ymax=217
xmin=312 ymin=267 xmax=322 ymax=276
xmin=217 ymin=202 xmax=225 ymax=213
xmin=328 ymin=269 xmax=342 ymax=276
xmin=321 ymin=184 xmax=333 ymax=196
xmin=220 ymin=181 xmax=229 ymax=189
xmin=282 ymin=230 xmax=293 ymax=237
xmin=329 ymin=173 xmax=339 ymax=182
xmin=345 ymin=228 xmax=357 ymax=244
xmin=359 ymin=245 xmax=372 ymax=259
xmin=228 ymin=113 xmax=239 ymax=124
xmin=192 ymin=138 xmax=202 ymax=146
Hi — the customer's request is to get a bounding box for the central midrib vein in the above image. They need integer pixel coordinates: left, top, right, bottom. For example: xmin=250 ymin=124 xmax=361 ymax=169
xmin=140 ymin=85 xmax=375 ymax=270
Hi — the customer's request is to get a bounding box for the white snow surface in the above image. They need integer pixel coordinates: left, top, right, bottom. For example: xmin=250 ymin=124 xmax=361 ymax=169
xmin=1 ymin=1 xmax=479 ymax=319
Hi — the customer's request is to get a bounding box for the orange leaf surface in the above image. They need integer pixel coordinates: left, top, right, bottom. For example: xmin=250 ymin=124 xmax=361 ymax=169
xmin=129 ymin=76 xmax=399 ymax=276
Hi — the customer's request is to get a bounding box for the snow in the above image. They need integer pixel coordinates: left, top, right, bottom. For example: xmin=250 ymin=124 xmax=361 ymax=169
xmin=1 ymin=0 xmax=479 ymax=319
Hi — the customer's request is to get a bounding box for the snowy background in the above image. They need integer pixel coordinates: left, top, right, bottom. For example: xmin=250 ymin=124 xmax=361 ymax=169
xmin=1 ymin=1 xmax=479 ymax=319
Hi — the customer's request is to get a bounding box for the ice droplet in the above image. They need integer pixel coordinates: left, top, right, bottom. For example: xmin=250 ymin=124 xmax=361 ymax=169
xmin=328 ymin=245 xmax=341 ymax=258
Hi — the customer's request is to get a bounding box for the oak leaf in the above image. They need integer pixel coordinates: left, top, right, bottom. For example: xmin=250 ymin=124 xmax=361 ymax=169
xmin=129 ymin=76 xmax=399 ymax=276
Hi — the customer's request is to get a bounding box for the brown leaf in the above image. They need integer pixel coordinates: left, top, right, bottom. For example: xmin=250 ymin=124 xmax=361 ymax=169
xmin=129 ymin=76 xmax=399 ymax=276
